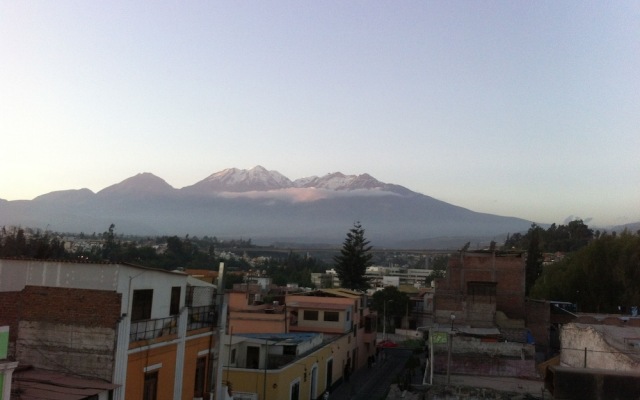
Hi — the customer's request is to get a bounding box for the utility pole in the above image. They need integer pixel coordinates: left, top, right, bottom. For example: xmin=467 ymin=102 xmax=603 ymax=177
xmin=446 ymin=332 xmax=452 ymax=384
xmin=383 ymin=301 xmax=386 ymax=340
xmin=263 ymin=339 xmax=269 ymax=400
xmin=214 ymin=263 xmax=226 ymax=400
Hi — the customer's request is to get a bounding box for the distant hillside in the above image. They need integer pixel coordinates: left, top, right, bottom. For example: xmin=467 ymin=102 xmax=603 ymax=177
xmin=0 ymin=166 xmax=536 ymax=248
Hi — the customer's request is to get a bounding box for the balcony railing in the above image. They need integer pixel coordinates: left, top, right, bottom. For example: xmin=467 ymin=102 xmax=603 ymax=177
xmin=188 ymin=305 xmax=217 ymax=331
xmin=130 ymin=316 xmax=178 ymax=342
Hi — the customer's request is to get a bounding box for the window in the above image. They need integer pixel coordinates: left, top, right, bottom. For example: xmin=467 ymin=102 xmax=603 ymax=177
xmin=467 ymin=282 xmax=497 ymax=302
xmin=324 ymin=311 xmax=339 ymax=322
xmin=346 ymin=311 xmax=350 ymax=321
xmin=290 ymin=379 xmax=300 ymax=400
xmin=194 ymin=357 xmax=207 ymax=398
xmin=132 ymin=289 xmax=153 ymax=322
xmin=143 ymin=371 xmax=158 ymax=400
xmin=326 ymin=359 xmax=333 ymax=390
xmin=303 ymin=310 xmax=319 ymax=321
xmin=170 ymin=286 xmax=181 ymax=315
xmin=230 ymin=349 xmax=236 ymax=364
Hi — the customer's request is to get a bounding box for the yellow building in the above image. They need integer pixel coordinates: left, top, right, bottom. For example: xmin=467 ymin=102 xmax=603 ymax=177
xmin=221 ymin=332 xmax=342 ymax=400
xmin=225 ymin=287 xmax=378 ymax=399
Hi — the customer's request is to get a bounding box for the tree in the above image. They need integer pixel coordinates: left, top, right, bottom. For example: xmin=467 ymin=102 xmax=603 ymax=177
xmin=333 ymin=222 xmax=373 ymax=290
xmin=371 ymin=286 xmax=409 ymax=333
xmin=530 ymin=230 xmax=640 ymax=313
xmin=426 ymin=255 xmax=449 ymax=285
xmin=102 ymin=224 xmax=119 ymax=261
xmin=525 ymin=224 xmax=544 ymax=296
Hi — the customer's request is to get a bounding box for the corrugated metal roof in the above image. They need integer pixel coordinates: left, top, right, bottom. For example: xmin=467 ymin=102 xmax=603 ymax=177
xmin=319 ymin=288 xmax=362 ymax=298
xmin=13 ymin=368 xmax=118 ymax=400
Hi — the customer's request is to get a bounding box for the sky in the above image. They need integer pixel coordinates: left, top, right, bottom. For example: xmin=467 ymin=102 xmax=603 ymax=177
xmin=1 ymin=1 xmax=639 ymax=227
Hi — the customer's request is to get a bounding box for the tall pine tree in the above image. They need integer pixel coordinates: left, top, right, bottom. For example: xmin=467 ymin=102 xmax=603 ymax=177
xmin=333 ymin=222 xmax=373 ymax=290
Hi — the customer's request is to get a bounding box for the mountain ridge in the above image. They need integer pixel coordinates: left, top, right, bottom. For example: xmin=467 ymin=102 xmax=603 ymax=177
xmin=0 ymin=166 xmax=541 ymax=248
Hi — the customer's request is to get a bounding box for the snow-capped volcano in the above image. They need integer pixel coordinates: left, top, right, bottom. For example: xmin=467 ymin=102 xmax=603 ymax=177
xmin=294 ymin=172 xmax=370 ymax=190
xmin=0 ymin=165 xmax=536 ymax=247
xmin=184 ymin=166 xmax=293 ymax=193
xmin=183 ymin=166 xmax=414 ymax=196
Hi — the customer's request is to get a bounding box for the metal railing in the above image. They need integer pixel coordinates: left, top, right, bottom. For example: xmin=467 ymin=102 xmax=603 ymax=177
xmin=130 ymin=316 xmax=178 ymax=342
xmin=188 ymin=305 xmax=217 ymax=330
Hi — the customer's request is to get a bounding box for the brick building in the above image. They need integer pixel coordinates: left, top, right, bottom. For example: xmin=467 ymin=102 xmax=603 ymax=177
xmin=433 ymin=250 xmax=526 ymax=327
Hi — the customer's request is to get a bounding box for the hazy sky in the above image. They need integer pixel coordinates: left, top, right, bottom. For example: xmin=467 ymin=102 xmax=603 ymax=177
xmin=1 ymin=1 xmax=639 ymax=227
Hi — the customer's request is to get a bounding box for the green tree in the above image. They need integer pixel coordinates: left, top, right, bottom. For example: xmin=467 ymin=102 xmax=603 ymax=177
xmin=526 ymin=224 xmax=544 ymax=296
xmin=102 ymin=224 xmax=119 ymax=261
xmin=426 ymin=255 xmax=449 ymax=285
xmin=371 ymin=286 xmax=409 ymax=334
xmin=333 ymin=222 xmax=373 ymax=290
xmin=531 ymin=230 xmax=640 ymax=313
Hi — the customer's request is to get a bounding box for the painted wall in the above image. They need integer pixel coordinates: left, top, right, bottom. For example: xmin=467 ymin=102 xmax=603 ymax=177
xmin=227 ymin=346 xmax=333 ymax=400
xmin=230 ymin=311 xmax=286 ymax=334
xmin=182 ymin=335 xmax=216 ymax=400
xmin=0 ymin=327 xmax=7 ymax=359
xmin=126 ymin=343 xmax=178 ymax=400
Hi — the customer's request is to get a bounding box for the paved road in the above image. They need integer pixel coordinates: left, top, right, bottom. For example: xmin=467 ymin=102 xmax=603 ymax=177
xmin=328 ymin=348 xmax=414 ymax=400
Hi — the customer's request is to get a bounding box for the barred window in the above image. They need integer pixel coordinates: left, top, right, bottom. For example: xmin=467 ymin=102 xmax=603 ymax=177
xmin=324 ymin=311 xmax=339 ymax=322
xmin=303 ymin=310 xmax=319 ymax=321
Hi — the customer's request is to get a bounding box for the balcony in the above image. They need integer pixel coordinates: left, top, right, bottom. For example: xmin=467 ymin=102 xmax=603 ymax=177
xmin=188 ymin=305 xmax=217 ymax=331
xmin=130 ymin=316 xmax=178 ymax=342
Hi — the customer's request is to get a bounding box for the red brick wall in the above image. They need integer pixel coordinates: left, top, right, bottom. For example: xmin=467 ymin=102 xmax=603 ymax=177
xmin=0 ymin=286 xmax=121 ymax=339
xmin=525 ymin=299 xmax=550 ymax=348
xmin=0 ymin=291 xmax=22 ymax=342
xmin=19 ymin=285 xmax=121 ymax=328
xmin=434 ymin=251 xmax=526 ymax=325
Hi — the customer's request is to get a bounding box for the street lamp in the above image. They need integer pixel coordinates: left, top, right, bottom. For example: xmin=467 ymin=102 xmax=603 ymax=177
xmin=450 ymin=313 xmax=455 ymax=331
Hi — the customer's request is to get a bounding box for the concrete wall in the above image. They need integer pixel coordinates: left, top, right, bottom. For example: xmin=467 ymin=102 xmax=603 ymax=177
xmin=434 ymin=336 xmax=535 ymax=359
xmin=560 ymin=323 xmax=640 ymax=372
xmin=546 ymin=366 xmax=640 ymax=400
xmin=18 ymin=321 xmax=116 ymax=380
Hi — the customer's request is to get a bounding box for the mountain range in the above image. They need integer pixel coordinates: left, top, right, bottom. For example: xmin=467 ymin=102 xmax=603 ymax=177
xmin=1 ymin=166 xmax=540 ymax=248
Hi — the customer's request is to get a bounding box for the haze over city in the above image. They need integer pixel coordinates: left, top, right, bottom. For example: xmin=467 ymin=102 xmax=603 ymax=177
xmin=2 ymin=2 xmax=639 ymax=228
